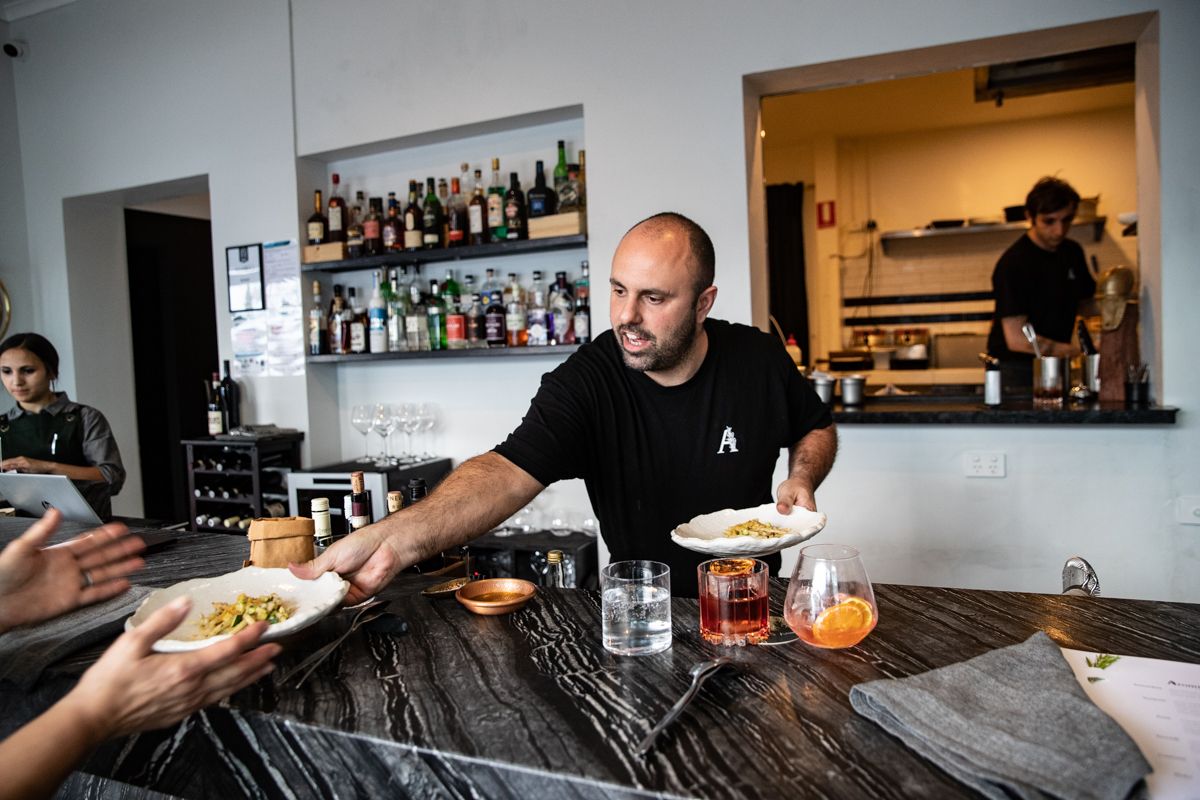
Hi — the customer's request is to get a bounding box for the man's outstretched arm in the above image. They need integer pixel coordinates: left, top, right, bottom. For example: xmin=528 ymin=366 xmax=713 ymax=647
xmin=292 ymin=451 xmax=544 ymax=603
xmin=775 ymin=424 xmax=838 ymax=514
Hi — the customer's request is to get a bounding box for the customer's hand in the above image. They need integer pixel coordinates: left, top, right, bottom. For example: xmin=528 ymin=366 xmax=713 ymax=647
xmin=59 ymin=596 xmax=280 ymax=739
xmin=775 ymin=477 xmax=817 ymax=514
xmin=0 ymin=509 xmax=144 ymax=632
xmin=290 ymin=525 xmax=403 ymax=605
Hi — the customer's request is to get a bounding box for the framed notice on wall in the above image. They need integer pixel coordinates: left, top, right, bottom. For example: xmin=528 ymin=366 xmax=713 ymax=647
xmin=225 ymin=243 xmax=265 ymax=312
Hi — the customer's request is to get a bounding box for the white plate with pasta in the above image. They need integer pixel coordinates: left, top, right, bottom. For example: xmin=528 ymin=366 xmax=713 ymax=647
xmin=125 ymin=567 xmax=350 ymax=652
xmin=670 ymin=504 xmax=827 ymax=557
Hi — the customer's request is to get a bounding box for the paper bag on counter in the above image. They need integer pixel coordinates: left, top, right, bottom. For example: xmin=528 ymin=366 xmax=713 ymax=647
xmin=246 ymin=517 xmax=314 ymax=568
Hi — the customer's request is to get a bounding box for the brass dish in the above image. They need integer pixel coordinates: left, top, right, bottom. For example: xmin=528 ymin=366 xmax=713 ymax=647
xmin=421 ymin=577 xmax=470 ymax=598
xmin=455 ymin=578 xmax=536 ymax=616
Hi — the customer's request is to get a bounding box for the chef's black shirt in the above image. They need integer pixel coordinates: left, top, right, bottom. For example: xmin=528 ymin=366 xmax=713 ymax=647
xmin=493 ymin=318 xmax=833 ymax=596
xmin=987 ymin=234 xmax=1095 ymax=369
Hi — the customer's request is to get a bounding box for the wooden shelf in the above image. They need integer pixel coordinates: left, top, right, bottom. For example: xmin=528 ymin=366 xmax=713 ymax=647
xmin=880 ymin=217 xmax=1106 ymax=252
xmin=300 ymin=234 xmax=587 ymax=274
xmin=307 ymin=344 xmax=580 ymax=364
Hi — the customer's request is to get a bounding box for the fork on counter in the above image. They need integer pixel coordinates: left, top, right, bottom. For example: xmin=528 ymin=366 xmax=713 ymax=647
xmin=278 ymin=599 xmax=390 ymax=688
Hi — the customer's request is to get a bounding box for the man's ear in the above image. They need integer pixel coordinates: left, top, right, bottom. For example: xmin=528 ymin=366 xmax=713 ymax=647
xmin=696 ymin=285 xmax=718 ymax=322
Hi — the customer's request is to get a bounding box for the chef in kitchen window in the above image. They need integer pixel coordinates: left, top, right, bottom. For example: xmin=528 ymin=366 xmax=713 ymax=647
xmin=986 ymin=177 xmax=1098 ymax=387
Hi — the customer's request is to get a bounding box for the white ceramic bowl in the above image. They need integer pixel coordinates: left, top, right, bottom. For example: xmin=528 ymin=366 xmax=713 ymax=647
xmin=125 ymin=567 xmax=350 ymax=652
xmin=670 ymin=503 xmax=827 ymax=557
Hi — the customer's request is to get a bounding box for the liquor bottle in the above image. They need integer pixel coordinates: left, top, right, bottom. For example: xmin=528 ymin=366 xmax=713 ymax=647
xmin=526 ymin=270 xmax=549 ymax=347
xmin=505 ymin=275 xmax=528 ymax=347
xmin=407 ymin=478 xmax=428 ymax=505
xmin=554 ymin=140 xmax=570 ymax=208
xmin=386 ymin=267 xmax=408 ymax=352
xmin=348 ymin=471 xmax=372 ymax=531
xmin=368 ymin=271 xmax=387 ymax=353
xmin=422 ymin=177 xmax=443 ymax=249
xmin=220 ymin=360 xmax=241 ymax=430
xmin=306 ymin=190 xmax=328 ymax=245
xmin=328 ymin=284 xmax=349 ymax=354
xmin=312 ymin=497 xmax=333 ymax=550
xmin=545 ymin=550 xmax=565 ymax=588
xmin=565 ymin=163 xmax=581 ymax=212
xmin=485 ymin=291 xmax=506 ymax=348
xmin=382 ymin=192 xmax=402 ymax=251
xmin=481 ymin=268 xmax=502 ymax=309
xmin=327 ymin=173 xmax=347 ymax=242
xmin=219 ymin=485 xmax=233 ymax=499
xmin=207 ymin=373 xmax=224 ymax=435
xmin=577 ymin=149 xmax=587 ymax=209
xmin=348 ymin=286 xmax=367 ymax=353
xmin=426 ymin=279 xmax=447 ymax=350
xmin=502 ymin=272 xmax=521 ymax=307
xmin=468 ymin=168 xmax=488 ymax=245
xmin=486 ymin=158 xmax=506 ymax=241
xmin=446 ymin=177 xmax=468 ymax=247
xmin=363 ymin=197 xmax=384 ymax=255
xmin=466 ymin=293 xmax=487 ymax=348
xmin=406 ymin=272 xmax=431 ymax=351
xmin=446 ymin=288 xmax=466 ymax=350
xmin=574 ymin=261 xmax=591 ymax=344
xmin=308 ymin=280 xmax=328 ymax=355
xmin=443 ymin=269 xmax=462 ymax=303
xmin=237 ymin=518 xmax=253 ymax=531
xmin=549 ymin=271 xmax=575 ymax=345
xmin=222 ymin=515 xmax=242 ymax=530
xmin=527 ymin=160 xmax=557 ymax=218
xmin=403 ymin=180 xmax=424 ymax=251
xmin=387 ymin=490 xmax=404 ymax=515
xmin=504 ymin=172 xmax=527 ymax=240
xmin=437 ymin=178 xmax=450 ymax=244
xmin=346 ymin=192 xmax=365 ymax=257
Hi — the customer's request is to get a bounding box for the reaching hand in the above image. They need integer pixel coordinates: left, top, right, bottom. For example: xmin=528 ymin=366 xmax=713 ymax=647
xmin=0 ymin=509 xmax=145 ymax=632
xmin=775 ymin=477 xmax=817 ymax=515
xmin=0 ymin=456 xmax=53 ymax=474
xmin=289 ymin=526 xmax=404 ymax=605
xmin=60 ymin=596 xmax=280 ymax=738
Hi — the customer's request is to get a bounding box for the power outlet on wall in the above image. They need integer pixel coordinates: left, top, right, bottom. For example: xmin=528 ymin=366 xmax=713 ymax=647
xmin=1175 ymin=496 xmax=1200 ymax=526
xmin=963 ymin=451 xmax=1006 ymax=478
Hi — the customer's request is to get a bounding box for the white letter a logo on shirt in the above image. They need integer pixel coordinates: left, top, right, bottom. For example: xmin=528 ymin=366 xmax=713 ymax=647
xmin=717 ymin=426 xmax=739 ymax=454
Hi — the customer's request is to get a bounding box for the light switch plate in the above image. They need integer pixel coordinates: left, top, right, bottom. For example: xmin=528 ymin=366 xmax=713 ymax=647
xmin=1175 ymin=495 xmax=1200 ymax=525
xmin=963 ymin=451 xmax=1006 ymax=478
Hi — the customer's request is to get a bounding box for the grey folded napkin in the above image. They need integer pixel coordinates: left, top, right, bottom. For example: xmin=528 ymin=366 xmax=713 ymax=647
xmin=850 ymin=632 xmax=1150 ymax=800
xmin=0 ymin=586 xmax=151 ymax=690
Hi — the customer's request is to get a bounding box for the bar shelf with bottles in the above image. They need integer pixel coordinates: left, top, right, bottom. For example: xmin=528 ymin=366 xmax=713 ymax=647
xmin=300 ymin=234 xmax=587 ymax=275
xmin=184 ymin=435 xmax=304 ymax=534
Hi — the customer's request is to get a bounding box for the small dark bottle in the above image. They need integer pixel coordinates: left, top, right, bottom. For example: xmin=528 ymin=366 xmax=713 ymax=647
xmin=504 ymin=172 xmax=527 ymax=240
xmin=306 ymin=190 xmax=327 ymax=245
xmin=422 ymin=177 xmax=444 ymax=249
xmin=219 ymin=360 xmax=241 ymax=430
xmin=407 ymin=478 xmax=428 ymax=506
xmin=526 ymin=160 xmax=557 ymax=218
xmin=348 ymin=471 xmax=373 ymax=532
xmin=363 ymin=197 xmax=384 ymax=255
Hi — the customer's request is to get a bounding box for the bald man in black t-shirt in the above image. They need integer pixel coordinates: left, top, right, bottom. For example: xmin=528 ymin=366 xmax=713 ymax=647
xmin=987 ymin=177 xmax=1098 ymax=387
xmin=295 ymin=213 xmax=838 ymax=598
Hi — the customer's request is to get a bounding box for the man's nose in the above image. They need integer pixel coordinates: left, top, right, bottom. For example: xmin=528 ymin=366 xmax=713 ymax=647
xmin=613 ymin=296 xmax=639 ymax=327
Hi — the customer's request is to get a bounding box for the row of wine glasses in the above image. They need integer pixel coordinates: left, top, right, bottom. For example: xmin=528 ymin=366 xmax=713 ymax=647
xmin=350 ymin=403 xmax=439 ymax=466
xmin=494 ymin=501 xmax=599 ymax=538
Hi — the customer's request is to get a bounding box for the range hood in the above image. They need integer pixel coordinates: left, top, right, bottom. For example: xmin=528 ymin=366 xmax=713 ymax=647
xmin=975 ymin=44 xmax=1134 ymax=106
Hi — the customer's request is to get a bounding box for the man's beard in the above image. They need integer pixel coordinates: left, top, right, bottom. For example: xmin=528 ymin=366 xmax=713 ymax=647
xmin=617 ymin=315 xmax=700 ymax=373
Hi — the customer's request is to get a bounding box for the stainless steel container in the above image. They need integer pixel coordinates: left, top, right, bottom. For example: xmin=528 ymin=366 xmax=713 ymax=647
xmin=1033 ymin=357 xmax=1067 ymax=405
xmin=840 ymin=375 xmax=866 ymax=406
xmin=1083 ymin=353 xmax=1101 ymax=394
xmin=812 ymin=375 xmax=834 ymax=404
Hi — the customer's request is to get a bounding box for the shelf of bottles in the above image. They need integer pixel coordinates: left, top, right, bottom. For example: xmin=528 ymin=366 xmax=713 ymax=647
xmin=300 ymin=234 xmax=587 ymax=275
xmin=183 ymin=435 xmax=304 ymax=534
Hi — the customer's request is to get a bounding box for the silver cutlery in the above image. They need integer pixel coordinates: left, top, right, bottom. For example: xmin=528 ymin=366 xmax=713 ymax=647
xmin=637 ymin=657 xmax=734 ymax=756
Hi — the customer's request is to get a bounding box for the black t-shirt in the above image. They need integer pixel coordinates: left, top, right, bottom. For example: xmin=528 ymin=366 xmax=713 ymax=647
xmin=987 ymin=234 xmax=1095 ymax=363
xmin=494 ymin=318 xmax=833 ymax=596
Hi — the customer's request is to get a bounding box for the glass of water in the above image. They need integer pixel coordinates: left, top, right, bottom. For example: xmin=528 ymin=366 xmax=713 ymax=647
xmin=601 ymin=560 xmax=672 ymax=656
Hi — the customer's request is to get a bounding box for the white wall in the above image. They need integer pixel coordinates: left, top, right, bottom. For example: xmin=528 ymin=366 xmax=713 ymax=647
xmin=0 ymin=19 xmax=33 ymax=338
xmin=6 ymin=0 xmax=1199 ymax=600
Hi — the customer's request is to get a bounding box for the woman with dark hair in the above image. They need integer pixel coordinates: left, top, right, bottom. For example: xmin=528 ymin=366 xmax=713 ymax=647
xmin=0 ymin=333 xmax=125 ymax=518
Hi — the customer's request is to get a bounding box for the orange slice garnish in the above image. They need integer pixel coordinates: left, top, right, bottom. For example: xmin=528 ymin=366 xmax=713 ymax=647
xmin=709 ymin=558 xmax=756 ymax=576
xmin=812 ymin=598 xmax=875 ymax=648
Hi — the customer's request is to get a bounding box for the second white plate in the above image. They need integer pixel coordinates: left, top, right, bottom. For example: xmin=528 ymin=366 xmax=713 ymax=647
xmin=670 ymin=503 xmax=826 ymax=557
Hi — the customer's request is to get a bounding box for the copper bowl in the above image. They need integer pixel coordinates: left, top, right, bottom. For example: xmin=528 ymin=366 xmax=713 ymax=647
xmin=455 ymin=578 xmax=537 ymax=616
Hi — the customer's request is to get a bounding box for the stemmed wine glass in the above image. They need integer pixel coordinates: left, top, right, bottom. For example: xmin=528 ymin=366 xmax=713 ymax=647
xmin=351 ymin=404 xmax=373 ymax=462
xmin=784 ymin=543 xmax=878 ymax=649
xmin=372 ymin=403 xmax=396 ymax=466
xmin=398 ymin=402 xmax=422 ymax=462
xmin=418 ymin=402 xmax=439 ymax=459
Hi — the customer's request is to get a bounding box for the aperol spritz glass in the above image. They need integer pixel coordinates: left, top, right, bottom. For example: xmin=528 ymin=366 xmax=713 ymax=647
xmin=784 ymin=544 xmax=877 ymax=649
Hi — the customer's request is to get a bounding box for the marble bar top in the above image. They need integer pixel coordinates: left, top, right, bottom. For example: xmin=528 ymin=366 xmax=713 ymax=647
xmin=2 ymin=521 xmax=1199 ymax=799
xmin=832 ymin=399 xmax=1178 ymax=424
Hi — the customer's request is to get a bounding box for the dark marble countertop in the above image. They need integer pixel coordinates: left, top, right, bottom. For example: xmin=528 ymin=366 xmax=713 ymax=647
xmin=832 ymin=399 xmax=1178 ymax=425
xmin=3 ymin=521 xmax=1199 ymax=799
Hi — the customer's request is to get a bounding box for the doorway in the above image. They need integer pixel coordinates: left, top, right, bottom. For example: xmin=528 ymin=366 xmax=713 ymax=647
xmin=125 ymin=208 xmax=217 ymax=520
